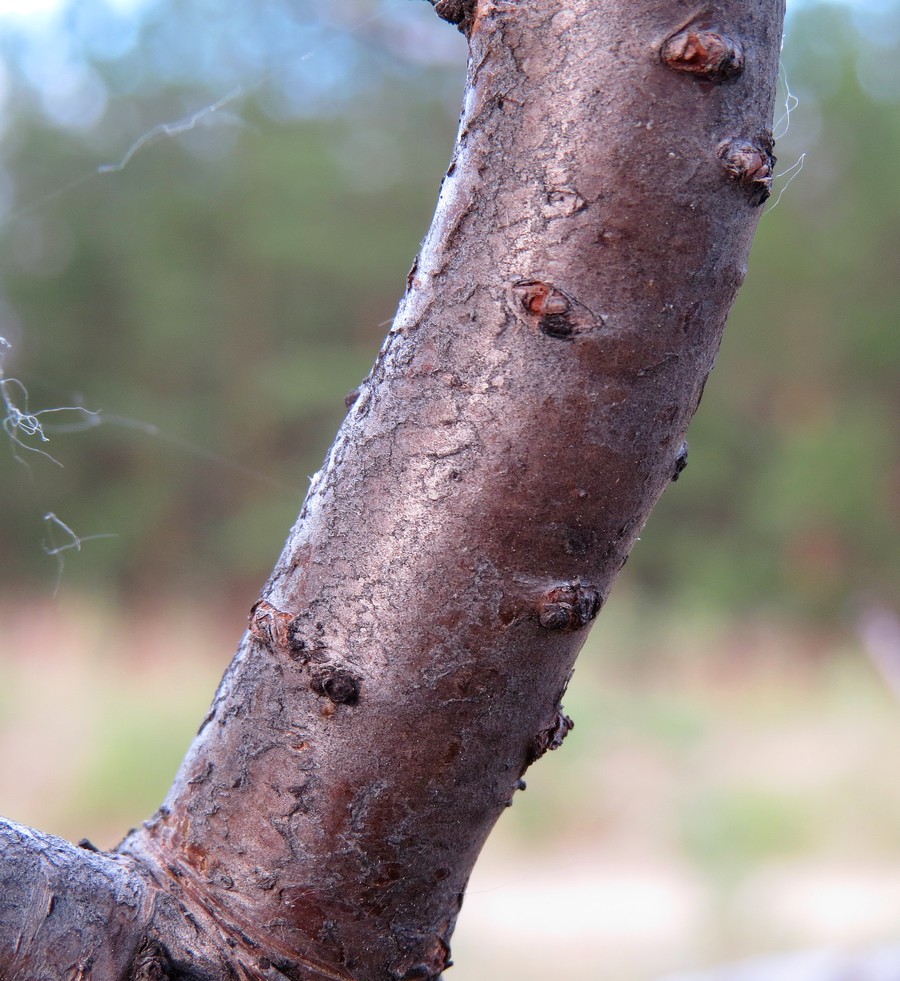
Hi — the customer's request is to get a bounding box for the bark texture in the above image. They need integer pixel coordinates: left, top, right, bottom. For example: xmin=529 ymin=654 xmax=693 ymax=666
xmin=0 ymin=1 xmax=786 ymax=978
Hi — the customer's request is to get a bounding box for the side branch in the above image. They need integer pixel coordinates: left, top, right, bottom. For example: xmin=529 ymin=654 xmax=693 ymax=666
xmin=0 ymin=819 xmax=146 ymax=979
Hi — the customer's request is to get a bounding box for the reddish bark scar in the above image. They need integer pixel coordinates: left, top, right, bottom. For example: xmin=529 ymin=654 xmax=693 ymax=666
xmin=661 ymin=30 xmax=744 ymax=81
xmin=512 ymin=280 xmax=576 ymax=339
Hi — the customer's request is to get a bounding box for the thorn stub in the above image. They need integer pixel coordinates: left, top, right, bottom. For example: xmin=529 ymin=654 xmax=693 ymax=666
xmin=505 ymin=778 xmax=527 ymax=807
xmin=717 ymin=136 xmax=776 ymax=206
xmin=672 ymin=441 xmax=689 ymax=481
xmin=526 ymin=708 xmax=574 ymax=765
xmin=661 ymin=30 xmax=744 ymax=81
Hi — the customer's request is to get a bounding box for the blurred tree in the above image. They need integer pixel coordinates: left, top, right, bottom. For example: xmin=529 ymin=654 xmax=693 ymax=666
xmin=0 ymin=0 xmax=466 ymax=597
xmin=0 ymin=1 xmax=896 ymax=627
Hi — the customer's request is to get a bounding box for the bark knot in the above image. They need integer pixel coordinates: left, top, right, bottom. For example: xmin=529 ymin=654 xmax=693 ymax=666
xmin=661 ymin=30 xmax=744 ymax=81
xmin=130 ymin=938 xmax=173 ymax=981
xmin=542 ymin=186 xmax=586 ymax=219
xmin=510 ymin=279 xmax=603 ymax=339
xmin=512 ymin=280 xmax=574 ymax=338
xmin=310 ymin=666 xmax=361 ymax=705
xmin=717 ymin=135 xmax=776 ymax=206
xmin=430 ymin=0 xmax=477 ymax=35
xmin=537 ymin=581 xmax=601 ymax=631
xmin=249 ymin=600 xmax=307 ymax=660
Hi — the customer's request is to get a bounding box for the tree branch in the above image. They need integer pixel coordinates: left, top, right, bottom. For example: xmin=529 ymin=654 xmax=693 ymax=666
xmin=0 ymin=1 xmax=786 ymax=978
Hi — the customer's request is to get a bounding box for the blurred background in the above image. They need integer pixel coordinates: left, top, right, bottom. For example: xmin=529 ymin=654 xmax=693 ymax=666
xmin=0 ymin=0 xmax=898 ymax=978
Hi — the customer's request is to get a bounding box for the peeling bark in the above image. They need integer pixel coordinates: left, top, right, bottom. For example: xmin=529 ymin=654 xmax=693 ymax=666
xmin=0 ymin=1 xmax=786 ymax=978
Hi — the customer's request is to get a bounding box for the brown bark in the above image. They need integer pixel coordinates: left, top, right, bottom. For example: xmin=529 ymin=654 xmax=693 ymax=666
xmin=0 ymin=1 xmax=786 ymax=978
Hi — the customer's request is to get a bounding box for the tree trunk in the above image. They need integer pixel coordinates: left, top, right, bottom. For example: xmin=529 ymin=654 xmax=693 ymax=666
xmin=0 ymin=1 xmax=785 ymax=978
